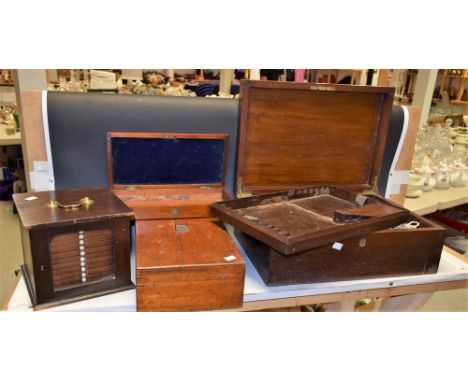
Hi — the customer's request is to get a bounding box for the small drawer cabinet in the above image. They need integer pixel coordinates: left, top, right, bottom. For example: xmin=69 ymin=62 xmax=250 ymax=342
xmin=13 ymin=188 xmax=134 ymax=309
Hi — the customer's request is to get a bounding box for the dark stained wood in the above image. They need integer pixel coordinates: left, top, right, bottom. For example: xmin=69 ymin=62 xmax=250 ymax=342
xmin=211 ymin=185 xmax=409 ymax=254
xmin=219 ymin=82 xmax=446 ymax=286
xmin=107 ymin=131 xmax=229 ymax=189
xmin=13 ymin=189 xmax=134 ymax=309
xmin=237 ymin=80 xmax=395 ymax=194
xmin=235 ymin=212 xmax=446 ymax=286
xmin=13 ymin=188 xmax=134 ymax=230
xmin=136 ymin=218 xmax=245 ymax=312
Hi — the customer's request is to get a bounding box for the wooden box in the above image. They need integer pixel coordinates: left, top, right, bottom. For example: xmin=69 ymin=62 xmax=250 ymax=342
xmin=13 ymin=188 xmax=134 ymax=309
xmin=211 ymin=80 xmax=446 ymax=285
xmin=108 ymin=132 xmax=245 ymax=311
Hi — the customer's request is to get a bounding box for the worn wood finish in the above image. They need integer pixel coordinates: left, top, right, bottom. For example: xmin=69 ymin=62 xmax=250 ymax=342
xmin=114 ymin=187 xmax=223 ymax=220
xmin=234 ymin=211 xmax=446 ymax=285
xmin=13 ymin=189 xmax=134 ymax=309
xmin=236 ymin=80 xmax=395 ymax=194
xmin=136 ymin=218 xmax=245 ymax=311
xmin=107 ymin=131 xmax=229 ymax=189
xmin=212 ymin=185 xmax=409 ymax=254
xmin=107 ymin=132 xmax=245 ymax=311
xmin=13 ymin=188 xmax=134 ymax=229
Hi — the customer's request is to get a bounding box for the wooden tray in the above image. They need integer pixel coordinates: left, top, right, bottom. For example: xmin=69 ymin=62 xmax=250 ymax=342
xmin=211 ymin=185 xmax=409 ymax=254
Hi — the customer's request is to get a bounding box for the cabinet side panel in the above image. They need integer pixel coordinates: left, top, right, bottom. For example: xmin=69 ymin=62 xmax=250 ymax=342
xmin=113 ymin=217 xmax=132 ymax=286
xmin=21 ymin=225 xmax=35 ymax=297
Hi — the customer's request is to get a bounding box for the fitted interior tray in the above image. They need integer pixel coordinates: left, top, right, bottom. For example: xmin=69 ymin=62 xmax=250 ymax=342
xmin=211 ymin=185 xmax=409 ymax=254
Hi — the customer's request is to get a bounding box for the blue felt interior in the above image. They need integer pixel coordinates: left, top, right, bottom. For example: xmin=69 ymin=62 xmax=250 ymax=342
xmin=111 ymin=137 xmax=225 ymax=185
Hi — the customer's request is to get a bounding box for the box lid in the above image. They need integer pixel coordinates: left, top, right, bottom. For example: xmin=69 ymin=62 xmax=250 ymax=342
xmin=107 ymin=132 xmax=229 ymax=189
xmin=13 ymin=188 xmax=134 ymax=230
xmin=236 ymin=80 xmax=395 ymax=195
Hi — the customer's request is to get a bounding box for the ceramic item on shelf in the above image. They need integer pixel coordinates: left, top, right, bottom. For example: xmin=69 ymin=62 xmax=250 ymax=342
xmin=433 ymin=164 xmax=452 ymax=190
xmin=421 ymin=172 xmax=435 ymax=192
xmin=449 ymin=127 xmax=459 ymax=139
xmin=456 ymin=132 xmax=468 ymax=145
xmin=450 ymin=166 xmax=466 ymax=187
xmin=4 ymin=124 xmax=16 ymax=135
xmin=406 ymin=174 xmax=423 ymax=198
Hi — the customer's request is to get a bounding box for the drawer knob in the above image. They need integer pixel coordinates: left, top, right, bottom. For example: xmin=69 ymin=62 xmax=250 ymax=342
xmin=81 ymin=277 xmax=87 ymax=282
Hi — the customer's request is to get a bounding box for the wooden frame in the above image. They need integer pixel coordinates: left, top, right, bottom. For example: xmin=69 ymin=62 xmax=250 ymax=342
xmin=211 ymin=185 xmax=409 ymax=254
xmin=106 ymin=131 xmax=230 ymax=190
xmin=236 ymin=80 xmax=395 ymax=195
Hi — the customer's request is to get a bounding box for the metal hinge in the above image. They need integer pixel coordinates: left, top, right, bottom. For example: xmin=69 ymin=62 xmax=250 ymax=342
xmin=236 ymin=176 xmax=253 ymax=198
xmin=361 ymin=176 xmax=383 ymax=198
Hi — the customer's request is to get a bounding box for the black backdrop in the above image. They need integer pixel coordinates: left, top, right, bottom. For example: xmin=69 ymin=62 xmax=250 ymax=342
xmin=47 ymin=92 xmax=239 ymax=192
xmin=46 ymin=91 xmax=403 ymax=196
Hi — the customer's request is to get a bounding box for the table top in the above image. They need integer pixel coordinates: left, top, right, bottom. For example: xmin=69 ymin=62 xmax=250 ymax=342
xmin=404 ymin=185 xmax=468 ymax=215
xmin=4 ymin=225 xmax=467 ymax=312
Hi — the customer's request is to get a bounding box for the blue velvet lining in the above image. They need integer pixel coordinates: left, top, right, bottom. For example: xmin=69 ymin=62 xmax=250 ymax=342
xmin=111 ymin=137 xmax=225 ymax=185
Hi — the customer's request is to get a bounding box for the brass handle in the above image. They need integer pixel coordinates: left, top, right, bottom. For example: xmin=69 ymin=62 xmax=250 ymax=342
xmin=47 ymin=197 xmax=94 ymax=209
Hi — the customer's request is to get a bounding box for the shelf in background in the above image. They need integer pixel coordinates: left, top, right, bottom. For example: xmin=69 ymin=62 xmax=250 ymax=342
xmin=404 ymin=185 xmax=468 ymax=215
xmin=0 ymin=128 xmax=21 ymax=146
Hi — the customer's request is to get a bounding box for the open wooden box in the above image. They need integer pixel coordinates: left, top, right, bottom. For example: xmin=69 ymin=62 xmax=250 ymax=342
xmin=108 ymin=132 xmax=245 ymax=311
xmin=211 ymin=80 xmax=446 ymax=285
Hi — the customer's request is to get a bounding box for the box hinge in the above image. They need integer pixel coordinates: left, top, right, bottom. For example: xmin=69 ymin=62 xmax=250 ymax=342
xmin=126 ymin=185 xmax=138 ymax=191
xmin=236 ymin=176 xmax=253 ymax=198
xmin=199 ymin=185 xmax=211 ymax=189
xmin=361 ymin=176 xmax=383 ymax=198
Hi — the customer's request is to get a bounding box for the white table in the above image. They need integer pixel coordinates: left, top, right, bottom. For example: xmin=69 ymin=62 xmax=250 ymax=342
xmin=4 ymin=228 xmax=467 ymax=312
xmin=404 ymin=185 xmax=468 ymax=215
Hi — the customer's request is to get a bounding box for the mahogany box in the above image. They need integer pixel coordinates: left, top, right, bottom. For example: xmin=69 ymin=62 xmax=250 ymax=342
xmin=108 ymin=132 xmax=245 ymax=311
xmin=13 ymin=188 xmax=134 ymax=309
xmin=211 ymin=80 xmax=446 ymax=286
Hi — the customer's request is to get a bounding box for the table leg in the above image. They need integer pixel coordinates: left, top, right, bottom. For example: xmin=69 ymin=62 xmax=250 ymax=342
xmin=379 ymin=292 xmax=433 ymax=312
xmin=326 ymin=299 xmax=356 ymax=312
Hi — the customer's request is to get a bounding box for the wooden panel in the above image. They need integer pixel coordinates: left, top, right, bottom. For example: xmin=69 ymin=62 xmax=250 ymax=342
xmin=136 ymin=218 xmax=245 ymax=311
xmin=114 ymin=188 xmax=223 ymax=220
xmin=136 ymin=218 xmax=243 ymax=268
xmin=236 ymin=211 xmax=445 ymax=285
xmin=136 ymin=220 xmax=182 ymax=268
xmin=16 ymin=91 xmax=47 ymax=191
xmin=137 ymin=277 xmax=243 ymax=312
xmin=212 ymin=185 xmax=409 ymax=254
xmin=237 ymin=80 xmax=395 ymax=193
xmin=49 ymin=224 xmax=115 ymax=291
xmin=13 ymin=188 xmax=134 ymax=229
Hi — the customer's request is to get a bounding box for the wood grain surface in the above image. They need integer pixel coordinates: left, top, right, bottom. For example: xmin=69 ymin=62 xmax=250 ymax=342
xmin=235 ymin=211 xmax=446 ymax=286
xmin=237 ymin=80 xmax=395 ymax=194
xmin=136 ymin=218 xmax=245 ymax=311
